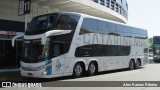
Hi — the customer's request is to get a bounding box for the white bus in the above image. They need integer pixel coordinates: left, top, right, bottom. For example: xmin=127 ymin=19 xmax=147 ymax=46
xmin=12 ymin=12 xmax=148 ymax=78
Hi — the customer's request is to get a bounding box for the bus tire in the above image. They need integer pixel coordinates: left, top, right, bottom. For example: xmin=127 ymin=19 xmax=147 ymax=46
xmin=73 ymin=62 xmax=83 ymax=78
xmin=135 ymin=59 xmax=140 ymax=69
xmin=88 ymin=62 xmax=96 ymax=76
xmin=129 ymin=60 xmax=135 ymax=70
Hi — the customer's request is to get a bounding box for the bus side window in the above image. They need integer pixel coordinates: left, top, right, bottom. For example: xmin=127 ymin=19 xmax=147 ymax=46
xmin=51 ymin=42 xmax=70 ymax=57
xmin=52 ymin=43 xmax=61 ymax=57
xmin=97 ymin=20 xmax=109 ymax=34
xmin=56 ymin=15 xmax=79 ymax=30
xmin=80 ymin=18 xmax=97 ymax=35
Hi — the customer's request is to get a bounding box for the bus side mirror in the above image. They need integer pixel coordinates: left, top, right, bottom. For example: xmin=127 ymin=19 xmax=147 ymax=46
xmin=41 ymin=34 xmax=47 ymax=45
xmin=12 ymin=34 xmax=24 ymax=47
xmin=41 ymin=30 xmax=71 ymax=45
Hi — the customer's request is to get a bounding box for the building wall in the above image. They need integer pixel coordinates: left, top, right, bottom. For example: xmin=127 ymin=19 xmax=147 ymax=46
xmin=116 ymin=0 xmax=128 ymax=11
xmin=0 ymin=0 xmax=24 ymax=22
xmin=0 ymin=0 xmax=57 ymax=69
xmin=26 ymin=5 xmax=54 ymax=22
xmin=0 ymin=0 xmax=24 ymax=69
xmin=0 ymin=0 xmax=52 ymax=28
xmin=0 ymin=0 xmax=129 ymax=26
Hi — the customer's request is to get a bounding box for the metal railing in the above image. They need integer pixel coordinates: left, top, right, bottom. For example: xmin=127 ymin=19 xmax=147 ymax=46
xmin=91 ymin=0 xmax=128 ymax=19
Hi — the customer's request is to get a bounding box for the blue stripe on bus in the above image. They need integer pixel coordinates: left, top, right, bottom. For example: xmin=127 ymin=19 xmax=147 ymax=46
xmin=45 ymin=59 xmax=52 ymax=75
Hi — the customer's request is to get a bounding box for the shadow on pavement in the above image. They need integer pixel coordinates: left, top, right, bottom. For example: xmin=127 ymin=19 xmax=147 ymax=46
xmin=148 ymin=58 xmax=160 ymax=64
xmin=0 ymin=67 xmax=145 ymax=83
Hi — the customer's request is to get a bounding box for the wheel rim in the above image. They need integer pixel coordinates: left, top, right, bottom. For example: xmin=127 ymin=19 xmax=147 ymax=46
xmin=89 ymin=63 xmax=96 ymax=74
xmin=136 ymin=61 xmax=140 ymax=68
xmin=75 ymin=64 xmax=82 ymax=76
xmin=130 ymin=61 xmax=134 ymax=69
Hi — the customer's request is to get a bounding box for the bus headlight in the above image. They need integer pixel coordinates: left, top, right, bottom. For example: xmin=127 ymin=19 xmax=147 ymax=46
xmin=41 ymin=70 xmax=47 ymax=76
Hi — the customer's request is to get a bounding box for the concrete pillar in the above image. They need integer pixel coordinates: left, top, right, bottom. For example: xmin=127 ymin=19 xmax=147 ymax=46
xmin=104 ymin=0 xmax=106 ymax=6
xmin=25 ymin=14 xmax=28 ymax=31
xmin=109 ymin=0 xmax=111 ymax=8
xmin=98 ymin=0 xmax=100 ymax=4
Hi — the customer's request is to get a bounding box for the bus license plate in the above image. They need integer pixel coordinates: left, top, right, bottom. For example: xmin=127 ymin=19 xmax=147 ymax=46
xmin=28 ymin=73 xmax=33 ymax=76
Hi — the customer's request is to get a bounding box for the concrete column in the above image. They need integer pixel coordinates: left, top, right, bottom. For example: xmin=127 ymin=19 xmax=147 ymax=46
xmin=98 ymin=0 xmax=100 ymax=4
xmin=114 ymin=1 xmax=116 ymax=11
xmin=109 ymin=0 xmax=111 ymax=8
xmin=25 ymin=14 xmax=28 ymax=31
xmin=104 ymin=0 xmax=106 ymax=6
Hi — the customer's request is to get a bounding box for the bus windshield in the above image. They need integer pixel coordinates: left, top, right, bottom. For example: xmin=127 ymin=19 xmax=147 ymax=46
xmin=26 ymin=14 xmax=57 ymax=35
xmin=153 ymin=36 xmax=160 ymax=44
xmin=25 ymin=13 xmax=80 ymax=35
xmin=22 ymin=39 xmax=50 ymax=63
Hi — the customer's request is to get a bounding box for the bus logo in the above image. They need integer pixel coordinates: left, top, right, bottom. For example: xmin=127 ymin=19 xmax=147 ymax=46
xmin=2 ymin=82 xmax=11 ymax=87
xmin=56 ymin=60 xmax=61 ymax=71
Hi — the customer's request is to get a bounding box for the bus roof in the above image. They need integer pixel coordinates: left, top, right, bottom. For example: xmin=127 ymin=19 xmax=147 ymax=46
xmin=33 ymin=11 xmax=147 ymax=32
xmin=153 ymin=36 xmax=160 ymax=37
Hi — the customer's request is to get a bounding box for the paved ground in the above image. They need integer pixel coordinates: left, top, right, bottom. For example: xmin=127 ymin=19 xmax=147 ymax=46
xmin=1 ymin=58 xmax=160 ymax=90
xmin=0 ymin=70 xmax=20 ymax=81
xmin=0 ymin=57 xmax=156 ymax=81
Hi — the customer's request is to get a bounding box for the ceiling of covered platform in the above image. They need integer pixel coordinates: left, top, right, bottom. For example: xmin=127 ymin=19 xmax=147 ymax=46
xmin=32 ymin=0 xmax=127 ymax=23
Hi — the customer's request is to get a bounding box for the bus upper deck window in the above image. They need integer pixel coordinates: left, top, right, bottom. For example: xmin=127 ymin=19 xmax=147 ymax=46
xmin=56 ymin=14 xmax=79 ymax=30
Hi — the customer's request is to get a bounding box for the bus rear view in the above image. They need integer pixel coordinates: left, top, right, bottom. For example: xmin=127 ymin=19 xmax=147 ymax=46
xmin=153 ymin=36 xmax=160 ymax=62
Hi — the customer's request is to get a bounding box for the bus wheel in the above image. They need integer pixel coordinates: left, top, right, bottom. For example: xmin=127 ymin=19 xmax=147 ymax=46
xmin=129 ymin=60 xmax=135 ymax=70
xmin=88 ymin=62 xmax=96 ymax=76
xmin=73 ymin=63 xmax=83 ymax=78
xmin=135 ymin=60 xmax=140 ymax=69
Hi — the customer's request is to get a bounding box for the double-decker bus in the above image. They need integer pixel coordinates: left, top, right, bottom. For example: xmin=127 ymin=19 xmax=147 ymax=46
xmin=153 ymin=36 xmax=160 ymax=61
xmin=12 ymin=12 xmax=148 ymax=78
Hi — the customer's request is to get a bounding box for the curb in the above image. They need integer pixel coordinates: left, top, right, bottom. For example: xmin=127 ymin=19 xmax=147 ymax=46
xmin=0 ymin=69 xmax=20 ymax=73
xmin=0 ymin=69 xmax=21 ymax=81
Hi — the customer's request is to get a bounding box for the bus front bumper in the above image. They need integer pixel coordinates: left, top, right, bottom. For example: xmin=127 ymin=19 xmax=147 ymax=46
xmin=20 ymin=68 xmax=54 ymax=78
